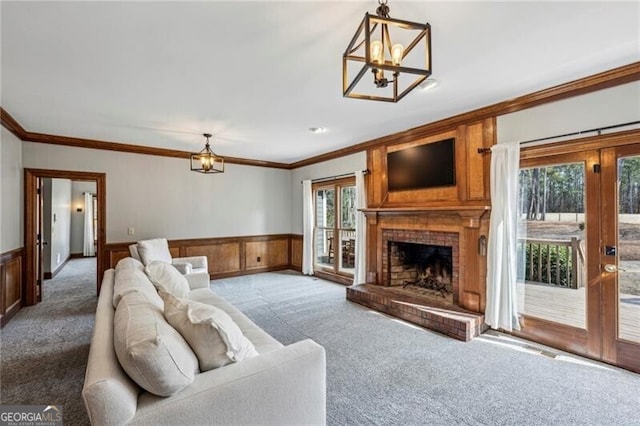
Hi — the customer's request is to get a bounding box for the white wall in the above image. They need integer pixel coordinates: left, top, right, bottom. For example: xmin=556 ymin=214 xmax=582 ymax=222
xmin=497 ymin=81 xmax=640 ymax=144
xmin=0 ymin=127 xmax=23 ymax=253
xmin=22 ymin=142 xmax=292 ymax=243
xmin=289 ymin=152 xmax=367 ymax=235
xmin=49 ymin=178 xmax=72 ymax=272
xmin=70 ymin=181 xmax=97 ymax=254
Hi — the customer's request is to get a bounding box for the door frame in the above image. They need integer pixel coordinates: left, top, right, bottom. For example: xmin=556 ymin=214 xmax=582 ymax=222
xmin=515 ymin=128 xmax=640 ymax=372
xmin=24 ymin=169 xmax=106 ymax=305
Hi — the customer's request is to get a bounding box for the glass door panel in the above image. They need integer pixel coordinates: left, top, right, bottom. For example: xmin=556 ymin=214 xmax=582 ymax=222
xmin=314 ymin=188 xmax=335 ymax=269
xmin=313 ymin=180 xmax=357 ymax=279
xmin=617 ymin=156 xmax=640 ymax=344
xmin=517 ymin=162 xmax=587 ymax=329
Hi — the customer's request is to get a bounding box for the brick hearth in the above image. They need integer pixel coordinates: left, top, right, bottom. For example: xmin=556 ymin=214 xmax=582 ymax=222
xmin=347 ymin=284 xmax=486 ymax=342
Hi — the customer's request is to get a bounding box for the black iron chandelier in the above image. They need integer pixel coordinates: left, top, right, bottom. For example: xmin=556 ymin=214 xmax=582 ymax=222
xmin=190 ymin=133 xmax=224 ymax=174
xmin=343 ymin=0 xmax=432 ymax=102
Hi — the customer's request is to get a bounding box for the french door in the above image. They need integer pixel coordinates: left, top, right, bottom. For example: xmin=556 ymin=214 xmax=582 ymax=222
xmin=517 ymin=141 xmax=640 ymax=373
xmin=600 ymin=144 xmax=640 ymax=371
xmin=313 ymin=178 xmax=357 ymax=283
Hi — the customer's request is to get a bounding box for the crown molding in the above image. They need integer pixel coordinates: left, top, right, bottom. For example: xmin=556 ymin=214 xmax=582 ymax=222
xmin=3 ymin=61 xmax=639 ymax=170
xmin=0 ymin=110 xmax=290 ymax=169
xmin=0 ymin=108 xmax=27 ymax=140
xmin=289 ymin=61 xmax=640 ymax=169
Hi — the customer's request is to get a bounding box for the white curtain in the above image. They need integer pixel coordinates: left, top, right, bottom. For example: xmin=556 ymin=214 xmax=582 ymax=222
xmin=485 ymin=142 xmax=521 ymax=331
xmin=302 ymin=180 xmax=314 ymax=275
xmin=353 ymin=170 xmax=367 ymax=285
xmin=83 ymin=192 xmax=95 ymax=257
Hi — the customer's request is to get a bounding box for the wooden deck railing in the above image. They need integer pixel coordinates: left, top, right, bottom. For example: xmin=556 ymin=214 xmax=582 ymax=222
xmin=520 ymin=237 xmax=585 ymax=289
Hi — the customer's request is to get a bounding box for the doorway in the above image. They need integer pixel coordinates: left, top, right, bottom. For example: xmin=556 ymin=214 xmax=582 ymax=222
xmin=312 ymin=177 xmax=357 ymax=285
xmin=515 ymin=133 xmax=640 ymax=373
xmin=24 ymin=169 xmax=106 ymax=305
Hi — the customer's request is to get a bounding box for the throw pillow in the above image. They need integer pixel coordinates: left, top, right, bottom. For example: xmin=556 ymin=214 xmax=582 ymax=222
xmin=159 ymin=291 xmax=259 ymax=371
xmin=113 ymin=265 xmax=163 ymax=310
xmin=113 ymin=291 xmax=199 ymax=396
xmin=136 ymin=238 xmax=172 ymax=266
xmin=145 ymin=261 xmax=190 ymax=299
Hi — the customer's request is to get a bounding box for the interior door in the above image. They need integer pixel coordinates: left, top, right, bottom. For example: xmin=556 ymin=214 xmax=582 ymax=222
xmin=600 ymin=145 xmax=640 ymax=373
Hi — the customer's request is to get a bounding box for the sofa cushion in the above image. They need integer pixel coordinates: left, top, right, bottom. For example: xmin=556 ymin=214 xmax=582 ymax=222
xmin=116 ymin=256 xmax=145 ymax=272
xmin=113 ymin=291 xmax=199 ymax=397
xmin=113 ymin=258 xmax=163 ymax=310
xmin=160 ymin=292 xmax=258 ymax=372
xmin=145 ymin=261 xmax=190 ymax=299
xmin=137 ymin=238 xmax=172 ymax=266
xmin=189 ymin=288 xmax=283 ymax=354
xmin=128 ymin=244 xmax=141 ymax=262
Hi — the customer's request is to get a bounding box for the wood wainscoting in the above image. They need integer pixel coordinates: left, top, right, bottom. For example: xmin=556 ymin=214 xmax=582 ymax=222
xmin=103 ymin=234 xmax=301 ymax=288
xmin=289 ymin=235 xmax=302 ymax=272
xmin=1 ymin=248 xmax=24 ymax=327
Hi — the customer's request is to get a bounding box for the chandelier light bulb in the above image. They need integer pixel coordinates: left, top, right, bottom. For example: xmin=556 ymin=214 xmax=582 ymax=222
xmin=201 ymin=155 xmax=212 ymax=171
xmin=370 ymin=40 xmax=384 ymax=64
xmin=391 ymin=43 xmax=404 ymax=66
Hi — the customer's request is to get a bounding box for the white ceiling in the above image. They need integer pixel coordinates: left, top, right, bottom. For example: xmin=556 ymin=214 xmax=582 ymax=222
xmin=1 ymin=1 xmax=639 ymax=164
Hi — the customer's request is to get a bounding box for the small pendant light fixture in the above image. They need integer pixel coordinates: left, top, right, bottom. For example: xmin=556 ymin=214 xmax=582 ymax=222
xmin=343 ymin=0 xmax=432 ymax=102
xmin=190 ymin=133 xmax=224 ymax=174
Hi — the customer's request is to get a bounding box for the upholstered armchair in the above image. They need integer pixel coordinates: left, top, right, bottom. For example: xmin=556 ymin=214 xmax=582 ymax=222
xmin=129 ymin=238 xmax=209 ymax=286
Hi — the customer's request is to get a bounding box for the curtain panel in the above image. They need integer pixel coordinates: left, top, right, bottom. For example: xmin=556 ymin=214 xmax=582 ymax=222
xmin=302 ymin=180 xmax=314 ymax=275
xmin=353 ymin=170 xmax=367 ymax=285
xmin=485 ymin=142 xmax=521 ymax=331
xmin=83 ymin=192 xmax=95 ymax=257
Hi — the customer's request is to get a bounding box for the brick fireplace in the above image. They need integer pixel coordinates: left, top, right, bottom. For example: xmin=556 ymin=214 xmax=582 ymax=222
xmin=346 ymin=207 xmax=490 ymax=341
xmin=346 ymin=123 xmax=492 ymax=341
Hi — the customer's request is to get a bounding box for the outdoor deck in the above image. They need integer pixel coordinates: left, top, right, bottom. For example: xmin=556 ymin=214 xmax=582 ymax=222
xmin=518 ymin=282 xmax=640 ymax=343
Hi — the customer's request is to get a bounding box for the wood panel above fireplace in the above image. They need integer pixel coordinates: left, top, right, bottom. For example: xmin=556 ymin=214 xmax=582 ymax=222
xmin=361 ymin=120 xmax=494 ymax=314
xmin=366 ymin=119 xmax=494 ymax=210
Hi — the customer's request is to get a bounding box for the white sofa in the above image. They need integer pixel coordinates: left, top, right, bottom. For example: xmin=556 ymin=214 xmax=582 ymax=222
xmin=82 ymin=258 xmax=326 ymax=425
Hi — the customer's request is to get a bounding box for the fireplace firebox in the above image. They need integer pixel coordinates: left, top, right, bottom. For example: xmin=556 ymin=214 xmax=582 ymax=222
xmin=382 ymin=229 xmax=459 ymax=305
xmin=389 ymin=242 xmax=453 ymax=297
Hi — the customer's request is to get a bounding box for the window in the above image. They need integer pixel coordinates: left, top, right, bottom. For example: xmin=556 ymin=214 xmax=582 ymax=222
xmin=313 ymin=178 xmax=356 ymax=278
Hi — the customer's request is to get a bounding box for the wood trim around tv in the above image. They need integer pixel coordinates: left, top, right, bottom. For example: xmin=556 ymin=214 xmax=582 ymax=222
xmin=2 ymin=61 xmax=639 ymax=170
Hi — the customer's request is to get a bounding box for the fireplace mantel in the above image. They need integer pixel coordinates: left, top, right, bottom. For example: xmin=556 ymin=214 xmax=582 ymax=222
xmin=361 ymin=206 xmax=490 ymax=213
xmin=361 ymin=206 xmax=490 ymax=229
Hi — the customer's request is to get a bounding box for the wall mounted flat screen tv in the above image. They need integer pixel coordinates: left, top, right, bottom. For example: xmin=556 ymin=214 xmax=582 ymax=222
xmin=387 ymin=138 xmax=456 ymax=191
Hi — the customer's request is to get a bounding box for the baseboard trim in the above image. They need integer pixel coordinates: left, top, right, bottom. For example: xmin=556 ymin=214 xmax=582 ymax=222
xmin=1 ymin=299 xmax=21 ymax=327
xmin=210 ymin=265 xmax=290 ymax=280
xmin=45 ymin=256 xmax=71 ymax=280
xmin=69 ymin=253 xmax=88 ymax=259
xmin=313 ymin=270 xmax=353 ymax=286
